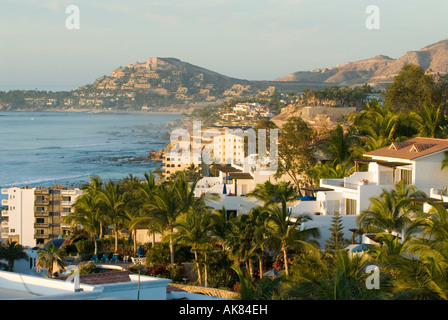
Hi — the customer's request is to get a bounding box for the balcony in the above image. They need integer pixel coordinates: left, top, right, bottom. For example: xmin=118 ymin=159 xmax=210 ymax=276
xmin=34 ymin=233 xmax=50 ymax=239
xmin=35 ymin=200 xmax=49 ymax=206
xmin=321 ymin=179 xmax=360 ymax=190
xmin=1 ymin=221 xmax=8 ymax=228
xmin=1 ymin=232 xmax=9 ymax=238
xmin=1 ymin=199 xmax=8 ymax=206
xmin=1 ymin=210 xmax=8 ymax=216
xmin=34 ymin=188 xmax=49 ymax=195
xmin=1 ymin=189 xmax=9 ymax=194
xmin=34 ymin=223 xmax=50 ymax=228
xmin=35 ymin=211 xmax=50 ymax=217
xmin=61 ymin=201 xmax=74 ymax=206
xmin=61 ymin=190 xmax=78 ymax=195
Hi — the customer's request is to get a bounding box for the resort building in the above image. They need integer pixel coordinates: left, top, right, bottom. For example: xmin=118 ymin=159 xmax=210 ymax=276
xmin=194 ymin=156 xmax=286 ymax=217
xmin=1 ymin=185 xmax=83 ymax=247
xmin=162 ymin=127 xmax=248 ymax=179
xmin=212 ymin=130 xmax=246 ymax=166
xmin=290 ymin=137 xmax=448 ymax=246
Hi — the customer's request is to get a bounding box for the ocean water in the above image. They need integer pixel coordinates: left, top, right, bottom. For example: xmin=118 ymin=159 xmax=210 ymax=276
xmin=0 ymin=111 xmax=183 ymax=189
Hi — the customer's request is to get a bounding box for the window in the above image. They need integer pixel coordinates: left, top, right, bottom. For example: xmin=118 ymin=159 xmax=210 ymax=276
xmin=345 ymin=199 xmax=357 ymax=215
xmin=326 ymin=200 xmax=340 ymax=214
xmin=36 ymin=218 xmax=45 ymax=223
xmin=10 ymin=229 xmax=15 ymax=233
xmin=399 ymin=169 xmax=412 ymax=185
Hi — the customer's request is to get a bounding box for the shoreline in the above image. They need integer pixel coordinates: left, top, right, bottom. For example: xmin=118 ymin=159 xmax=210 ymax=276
xmin=0 ymin=109 xmax=185 ymax=115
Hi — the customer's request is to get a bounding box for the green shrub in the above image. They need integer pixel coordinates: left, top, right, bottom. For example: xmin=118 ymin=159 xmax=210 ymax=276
xmin=167 ymin=263 xmax=184 ymax=283
xmin=77 ymin=261 xmax=101 ymax=275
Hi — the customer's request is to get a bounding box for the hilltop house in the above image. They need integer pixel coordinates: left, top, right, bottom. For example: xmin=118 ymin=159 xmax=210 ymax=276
xmin=290 ymin=137 xmax=448 ymax=246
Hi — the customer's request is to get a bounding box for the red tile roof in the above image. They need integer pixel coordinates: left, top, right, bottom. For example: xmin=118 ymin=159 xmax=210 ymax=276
xmin=364 ymin=137 xmax=448 ymax=160
xmin=59 ymin=270 xmax=131 ymax=285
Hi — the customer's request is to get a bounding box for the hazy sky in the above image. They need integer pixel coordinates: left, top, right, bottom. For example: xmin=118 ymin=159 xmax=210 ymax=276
xmin=1 ymin=0 xmax=447 ymax=91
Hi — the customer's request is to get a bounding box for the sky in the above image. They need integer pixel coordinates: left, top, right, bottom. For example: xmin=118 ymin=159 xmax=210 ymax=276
xmin=1 ymin=0 xmax=448 ymax=91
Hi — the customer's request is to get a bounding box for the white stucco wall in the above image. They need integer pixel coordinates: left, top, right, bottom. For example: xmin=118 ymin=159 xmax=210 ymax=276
xmin=414 ymin=152 xmax=448 ymax=195
xmin=0 ymin=271 xmax=171 ymax=300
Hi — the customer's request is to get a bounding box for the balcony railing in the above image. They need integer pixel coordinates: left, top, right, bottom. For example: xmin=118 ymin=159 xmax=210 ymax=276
xmin=35 ymin=211 xmax=50 ymax=217
xmin=321 ymin=179 xmax=360 ymax=190
xmin=34 ymin=233 xmax=50 ymax=239
xmin=34 ymin=223 xmax=50 ymax=228
xmin=1 ymin=210 xmax=8 ymax=216
xmin=1 ymin=221 xmax=8 ymax=228
xmin=35 ymin=200 xmax=49 ymax=206
xmin=1 ymin=199 xmax=8 ymax=206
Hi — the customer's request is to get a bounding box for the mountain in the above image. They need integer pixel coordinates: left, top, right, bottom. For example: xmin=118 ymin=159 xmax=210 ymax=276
xmin=83 ymin=57 xmax=258 ymax=102
xmin=275 ymin=40 xmax=448 ymax=88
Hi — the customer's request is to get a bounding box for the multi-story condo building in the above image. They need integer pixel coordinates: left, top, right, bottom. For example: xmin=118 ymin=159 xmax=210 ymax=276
xmin=162 ymin=127 xmax=247 ymax=179
xmin=1 ymin=185 xmax=82 ymax=247
xmin=212 ymin=130 xmax=246 ymax=166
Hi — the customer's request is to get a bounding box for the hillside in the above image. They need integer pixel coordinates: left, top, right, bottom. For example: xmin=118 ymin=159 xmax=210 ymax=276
xmin=4 ymin=40 xmax=448 ymax=112
xmin=82 ymin=57 xmax=258 ymax=103
xmin=275 ymin=40 xmax=448 ymax=88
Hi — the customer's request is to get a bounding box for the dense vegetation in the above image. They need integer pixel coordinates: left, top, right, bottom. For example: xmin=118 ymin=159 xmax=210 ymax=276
xmin=3 ymin=64 xmax=448 ymax=299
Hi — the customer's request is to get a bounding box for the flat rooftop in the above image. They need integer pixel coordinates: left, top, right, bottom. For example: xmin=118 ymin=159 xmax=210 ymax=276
xmin=0 ymin=288 xmax=38 ymax=299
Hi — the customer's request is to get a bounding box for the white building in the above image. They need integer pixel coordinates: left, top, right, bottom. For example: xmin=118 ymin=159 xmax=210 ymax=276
xmin=290 ymin=137 xmax=448 ymax=247
xmin=1 ymin=185 xmax=83 ymax=247
xmin=1 ymin=187 xmax=36 ymax=247
xmin=213 ymin=130 xmax=246 ymax=166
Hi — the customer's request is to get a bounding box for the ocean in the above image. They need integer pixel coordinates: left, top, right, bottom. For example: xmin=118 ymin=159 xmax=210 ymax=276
xmin=0 ymin=111 xmax=183 ymax=190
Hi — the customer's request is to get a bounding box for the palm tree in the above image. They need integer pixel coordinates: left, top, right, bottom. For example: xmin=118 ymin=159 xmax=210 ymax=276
xmin=232 ymin=264 xmax=283 ymax=300
xmin=134 ymin=172 xmax=162 ymax=247
xmin=210 ymin=206 xmax=234 ymax=250
xmin=266 ymin=207 xmax=319 ymax=276
xmin=410 ymin=104 xmax=443 ymax=138
xmin=350 ymin=99 xmax=399 ymax=141
xmin=246 ymin=180 xmax=298 ymax=208
xmin=307 ymin=162 xmax=351 ymax=186
xmin=284 ymin=250 xmax=388 ymax=300
xmin=36 ymin=243 xmax=66 ymax=277
xmin=247 ymin=180 xmax=319 ymax=276
xmin=0 ymin=242 xmax=28 ymax=271
xmin=247 ymin=207 xmax=270 ymax=279
xmin=176 ymin=208 xmax=214 ymax=286
xmin=441 ymin=151 xmax=448 ymax=172
xmin=65 ymin=194 xmax=101 ymax=255
xmin=226 ymin=213 xmax=258 ymax=275
xmin=406 ymin=204 xmax=448 ymax=266
xmin=322 ymin=125 xmax=354 ymax=165
xmin=82 ymin=176 xmax=106 ymax=238
xmin=146 ymin=172 xmax=207 ymax=264
xmin=357 ymin=182 xmax=423 ymax=238
xmin=97 ymin=180 xmax=126 ymax=253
